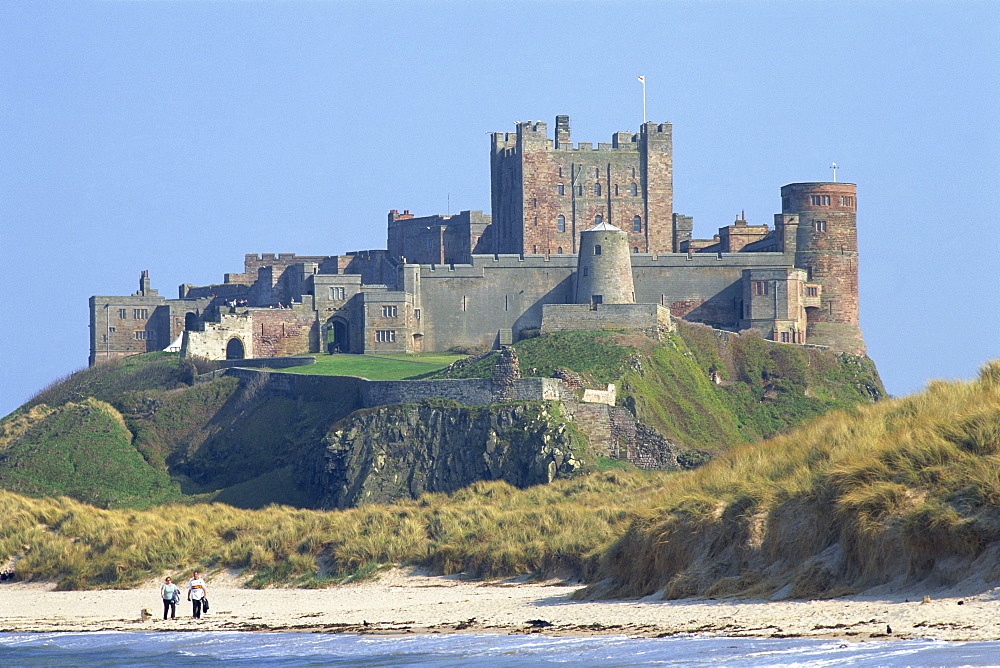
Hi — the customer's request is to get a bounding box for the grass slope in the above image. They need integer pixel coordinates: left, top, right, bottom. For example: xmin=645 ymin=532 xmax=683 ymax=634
xmin=0 ymin=398 xmax=178 ymax=508
xmin=429 ymin=326 xmax=884 ymax=451
xmin=0 ymin=360 xmax=993 ymax=593
xmin=582 ymin=360 xmax=1000 ymax=600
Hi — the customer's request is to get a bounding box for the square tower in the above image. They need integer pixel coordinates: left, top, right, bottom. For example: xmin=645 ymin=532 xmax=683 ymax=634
xmin=490 ymin=116 xmax=673 ymax=255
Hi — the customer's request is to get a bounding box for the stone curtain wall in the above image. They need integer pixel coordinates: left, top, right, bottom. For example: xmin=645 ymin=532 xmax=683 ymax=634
xmin=541 ymin=304 xmax=673 ymax=339
xmin=220 ymin=367 xmax=573 ymax=408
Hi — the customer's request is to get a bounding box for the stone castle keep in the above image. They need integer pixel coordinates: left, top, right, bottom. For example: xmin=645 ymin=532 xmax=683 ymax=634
xmin=89 ymin=116 xmax=865 ymax=366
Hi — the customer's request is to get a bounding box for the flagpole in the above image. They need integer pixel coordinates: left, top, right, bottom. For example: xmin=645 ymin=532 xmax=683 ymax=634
xmin=638 ymin=75 xmax=647 ymax=124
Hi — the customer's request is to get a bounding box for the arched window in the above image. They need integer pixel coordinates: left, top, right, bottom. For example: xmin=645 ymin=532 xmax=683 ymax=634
xmin=595 ymin=167 xmax=600 ymax=178
xmin=594 ymin=183 xmax=601 ymax=196
xmin=557 ymin=215 xmax=566 ymax=232
xmin=594 ymin=214 xmax=603 ymax=225
xmin=557 ymin=247 xmax=563 ymax=254
xmin=633 ymin=247 xmax=639 ymax=253
xmin=557 ymin=183 xmax=565 ymax=195
xmin=630 ymin=183 xmax=638 ymax=196
xmin=633 ymin=215 xmax=642 ymax=232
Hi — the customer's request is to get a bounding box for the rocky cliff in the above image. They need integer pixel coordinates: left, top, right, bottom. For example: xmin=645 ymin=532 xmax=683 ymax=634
xmin=319 ymin=401 xmax=585 ymax=509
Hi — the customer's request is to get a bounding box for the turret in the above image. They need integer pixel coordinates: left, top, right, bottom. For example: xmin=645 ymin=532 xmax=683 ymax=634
xmin=782 ymin=182 xmax=864 ymax=354
xmin=575 ymin=222 xmax=635 ymax=305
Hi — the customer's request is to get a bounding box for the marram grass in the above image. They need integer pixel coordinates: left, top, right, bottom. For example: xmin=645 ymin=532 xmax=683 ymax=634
xmin=582 ymin=360 xmax=1000 ymax=599
xmin=0 ymin=470 xmax=667 ymax=590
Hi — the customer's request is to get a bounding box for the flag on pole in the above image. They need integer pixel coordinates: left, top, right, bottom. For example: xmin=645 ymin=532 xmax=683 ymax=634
xmin=637 ymin=75 xmax=645 ymax=83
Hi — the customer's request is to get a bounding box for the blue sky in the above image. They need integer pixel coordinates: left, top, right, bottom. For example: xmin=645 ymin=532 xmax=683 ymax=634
xmin=2 ymin=1 xmax=997 ymax=416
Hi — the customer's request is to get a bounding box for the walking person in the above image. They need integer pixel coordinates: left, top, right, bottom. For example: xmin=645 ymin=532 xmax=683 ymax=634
xmin=187 ymin=570 xmax=207 ymax=619
xmin=160 ymin=577 xmax=178 ymax=620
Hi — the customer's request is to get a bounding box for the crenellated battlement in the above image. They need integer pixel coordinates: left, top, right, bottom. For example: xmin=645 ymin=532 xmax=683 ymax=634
xmin=491 ymin=116 xmax=644 ymax=154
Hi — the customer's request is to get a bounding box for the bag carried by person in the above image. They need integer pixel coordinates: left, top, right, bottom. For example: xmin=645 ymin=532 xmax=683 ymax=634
xmin=202 ymin=597 xmax=209 ymax=612
xmin=172 ymin=589 xmax=180 ymax=604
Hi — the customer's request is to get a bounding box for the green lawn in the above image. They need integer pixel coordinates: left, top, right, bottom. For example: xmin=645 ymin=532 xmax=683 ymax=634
xmin=272 ymin=353 xmax=468 ymax=380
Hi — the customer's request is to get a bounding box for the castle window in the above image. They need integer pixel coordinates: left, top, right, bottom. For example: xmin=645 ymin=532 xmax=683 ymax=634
xmin=557 ymin=183 xmax=565 ymax=195
xmin=814 ymin=220 xmax=827 ymax=232
xmin=375 ymin=330 xmax=396 ymax=343
xmin=532 ymin=198 xmax=537 ymax=208
xmin=780 ymin=332 xmax=790 ymax=343
xmin=631 ymin=167 xmax=636 ymax=178
xmin=557 ymin=215 xmax=566 ymax=232
xmin=806 ymin=286 xmax=819 ymax=297
xmin=583 ymin=267 xmax=588 ymax=276
xmin=841 ymin=196 xmax=855 ymax=206
xmin=594 ymin=245 xmax=602 ymax=255
xmin=133 ymin=308 xmax=148 ymax=320
xmin=533 ymin=217 xmax=537 ymax=226
xmin=810 ymin=195 xmax=831 ymax=206
xmin=594 ymin=183 xmax=601 ymax=197
xmin=594 ymin=214 xmax=603 ymax=225
xmin=533 ymin=244 xmax=537 ymax=253
xmin=595 ymin=167 xmax=600 ymax=178
xmin=633 ymin=215 xmax=642 ymax=232
xmin=614 ymin=184 xmax=619 ymax=196
xmin=557 ymin=247 xmax=563 ymax=254
xmin=330 ymin=287 xmax=346 ymax=300
xmin=753 ymin=281 xmax=768 ymax=296
xmin=134 ymin=331 xmax=148 ymax=340
xmin=633 ymin=247 xmax=639 ymax=253
xmin=577 ymin=185 xmax=583 ymax=196
xmin=630 ymin=183 xmax=638 ymax=196
xmin=381 ymin=305 xmax=397 ymax=318
xmin=118 ymin=308 xmax=127 ymax=319
xmin=108 ymin=326 xmax=116 ymax=333
xmin=559 ymin=167 xmax=563 ymax=178
xmin=592 ymin=295 xmax=603 ymax=305
xmin=414 ymin=309 xmax=420 ymax=320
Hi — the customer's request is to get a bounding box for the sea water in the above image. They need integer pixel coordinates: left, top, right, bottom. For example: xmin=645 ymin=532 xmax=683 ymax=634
xmin=2 ymin=632 xmax=1000 ymax=667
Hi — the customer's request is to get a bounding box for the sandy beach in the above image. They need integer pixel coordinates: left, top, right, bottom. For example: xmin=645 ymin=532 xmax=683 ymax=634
xmin=0 ymin=568 xmax=998 ymax=641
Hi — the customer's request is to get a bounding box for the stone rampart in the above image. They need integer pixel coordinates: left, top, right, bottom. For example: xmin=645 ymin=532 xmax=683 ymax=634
xmin=219 ymin=368 xmax=575 ymax=408
xmin=541 ymin=303 xmax=672 ymax=338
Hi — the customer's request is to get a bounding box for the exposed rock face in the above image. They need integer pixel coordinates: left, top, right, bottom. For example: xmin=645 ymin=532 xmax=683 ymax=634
xmin=319 ymin=401 xmax=583 ymax=509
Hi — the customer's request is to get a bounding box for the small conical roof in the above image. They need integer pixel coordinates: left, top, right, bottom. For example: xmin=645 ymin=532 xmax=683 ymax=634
xmin=584 ymin=221 xmax=624 ymax=233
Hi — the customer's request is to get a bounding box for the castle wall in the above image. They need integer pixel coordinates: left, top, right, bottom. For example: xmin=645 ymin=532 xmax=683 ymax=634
xmin=182 ymin=313 xmax=255 ymax=360
xmin=541 ymin=304 xmax=672 ymax=339
xmin=387 ymin=210 xmax=491 ymax=265
xmin=630 ymin=252 xmax=794 ymax=328
xmin=219 ymin=368 xmax=576 ymax=408
xmin=249 ymin=307 xmax=318 ymax=358
xmin=410 ymin=254 xmax=577 ymax=350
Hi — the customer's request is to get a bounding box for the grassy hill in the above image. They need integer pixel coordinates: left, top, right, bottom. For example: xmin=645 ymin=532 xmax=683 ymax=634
xmin=0 ymin=327 xmax=882 ymax=511
xmin=0 ymin=361 xmax=994 ymax=593
xmin=428 ymin=323 xmax=884 ymax=452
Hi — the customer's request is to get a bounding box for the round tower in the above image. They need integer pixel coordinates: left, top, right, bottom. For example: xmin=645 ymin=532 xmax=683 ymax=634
xmin=575 ymin=222 xmax=635 ymax=305
xmin=781 ymin=182 xmax=864 ymax=354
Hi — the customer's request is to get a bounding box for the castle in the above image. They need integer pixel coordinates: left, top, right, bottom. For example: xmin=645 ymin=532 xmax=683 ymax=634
xmin=89 ymin=116 xmax=864 ymax=366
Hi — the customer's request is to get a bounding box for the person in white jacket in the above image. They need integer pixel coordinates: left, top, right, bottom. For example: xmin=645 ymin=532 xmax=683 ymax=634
xmin=187 ymin=571 xmax=207 ymax=619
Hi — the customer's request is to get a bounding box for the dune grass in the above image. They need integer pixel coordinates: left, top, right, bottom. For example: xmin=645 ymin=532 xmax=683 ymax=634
xmin=0 ymin=470 xmax=668 ymax=589
xmin=584 ymin=360 xmax=1000 ymax=599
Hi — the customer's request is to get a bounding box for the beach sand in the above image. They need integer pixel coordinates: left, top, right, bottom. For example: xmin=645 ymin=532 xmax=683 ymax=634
xmin=0 ymin=568 xmax=997 ymax=641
